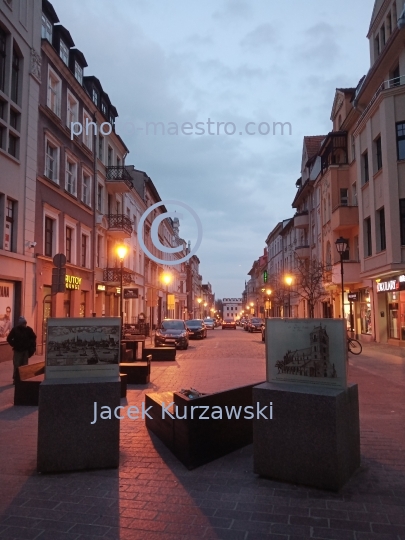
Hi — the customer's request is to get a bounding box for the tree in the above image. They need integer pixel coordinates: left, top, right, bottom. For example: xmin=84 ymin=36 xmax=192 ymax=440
xmin=292 ymin=256 xmax=329 ymax=318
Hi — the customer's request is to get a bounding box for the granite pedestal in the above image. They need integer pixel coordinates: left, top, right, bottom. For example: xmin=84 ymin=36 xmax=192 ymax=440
xmin=253 ymin=382 xmax=360 ymax=491
xmin=37 ymin=377 xmax=121 ymax=473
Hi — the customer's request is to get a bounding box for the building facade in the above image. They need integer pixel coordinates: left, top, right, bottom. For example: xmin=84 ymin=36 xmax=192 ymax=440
xmin=0 ymin=0 xmax=41 ymax=361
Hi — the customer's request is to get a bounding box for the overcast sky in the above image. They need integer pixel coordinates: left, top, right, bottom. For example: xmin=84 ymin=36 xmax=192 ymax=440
xmin=52 ymin=0 xmax=373 ymax=298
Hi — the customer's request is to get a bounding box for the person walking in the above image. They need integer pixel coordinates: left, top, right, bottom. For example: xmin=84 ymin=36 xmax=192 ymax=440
xmin=7 ymin=316 xmax=36 ymax=382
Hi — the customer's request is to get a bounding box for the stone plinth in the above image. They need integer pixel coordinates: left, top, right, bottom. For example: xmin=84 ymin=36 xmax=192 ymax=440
xmin=253 ymin=382 xmax=360 ymax=491
xmin=37 ymin=377 xmax=121 ymax=473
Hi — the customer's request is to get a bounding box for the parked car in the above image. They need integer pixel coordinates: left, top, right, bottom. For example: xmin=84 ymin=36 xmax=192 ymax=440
xmin=154 ymin=319 xmax=189 ymax=349
xmin=222 ymin=318 xmax=236 ymax=329
xmin=186 ymin=319 xmax=207 ymax=339
xmin=247 ymin=317 xmax=264 ymax=333
xmin=203 ymin=318 xmax=215 ymax=330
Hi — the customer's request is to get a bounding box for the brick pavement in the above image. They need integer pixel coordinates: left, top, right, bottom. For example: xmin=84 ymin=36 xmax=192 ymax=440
xmin=0 ymin=328 xmax=404 ymax=540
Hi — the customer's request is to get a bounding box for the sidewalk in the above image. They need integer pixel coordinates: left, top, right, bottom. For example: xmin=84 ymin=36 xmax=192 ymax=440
xmin=0 ymin=337 xmax=404 ymax=540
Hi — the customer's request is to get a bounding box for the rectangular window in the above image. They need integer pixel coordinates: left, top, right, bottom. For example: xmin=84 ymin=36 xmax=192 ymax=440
xmin=380 ymin=24 xmax=386 ymax=47
xmin=362 ymin=151 xmax=369 ymax=184
xmin=396 ymin=122 xmax=405 ymax=160
xmin=107 ymin=146 xmax=112 ymax=166
xmin=66 ymin=91 xmax=78 ymax=128
xmin=8 ymin=133 xmax=18 ymax=158
xmin=375 ymin=35 xmax=380 ymax=57
xmin=81 ymin=234 xmax=87 ymax=267
xmin=375 ymin=136 xmax=382 ymax=171
xmin=92 ymin=88 xmax=99 ymax=106
xmin=47 ymin=68 xmax=61 ymax=117
xmin=74 ymin=61 xmax=83 ymax=85
xmin=45 ymin=217 xmax=54 ymax=257
xmin=96 ymin=234 xmax=102 ymax=268
xmin=10 ymin=109 xmax=20 ymax=131
xmin=0 ymin=28 xmax=7 ymax=93
xmin=66 ymin=226 xmax=72 ymax=263
xmin=364 ymin=217 xmax=372 ymax=257
xmin=117 ymin=156 xmax=121 ymax=167
xmin=354 ymin=235 xmax=359 ymax=262
xmin=82 ymin=111 xmax=93 ymax=149
xmin=5 ymin=198 xmax=14 ymax=252
xmin=41 ymin=13 xmax=52 ymax=41
xmin=45 ymin=140 xmax=58 ymax=181
xmin=97 ymin=184 xmax=103 ymax=212
xmin=0 ymin=125 xmax=5 ymax=150
xmin=377 ymin=207 xmax=386 ymax=252
xmin=352 ymin=183 xmax=358 ymax=206
xmin=391 ymin=65 xmax=400 ymax=87
xmin=82 ymin=173 xmax=91 ymax=206
xmin=59 ymin=40 xmax=69 ymax=65
xmin=98 ymin=134 xmax=103 ymax=161
xmin=11 ymin=49 xmax=19 ymax=104
xmin=400 ymin=199 xmax=405 ymax=245
xmin=340 ymin=188 xmax=348 ymax=206
xmin=65 ymin=158 xmax=76 ymax=195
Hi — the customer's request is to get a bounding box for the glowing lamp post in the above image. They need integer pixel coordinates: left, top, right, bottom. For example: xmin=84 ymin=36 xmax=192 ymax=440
xmin=162 ymin=272 xmax=172 ymax=319
xmin=285 ymin=275 xmax=293 ymax=317
xmin=335 ymin=237 xmax=348 ymax=321
xmin=116 ymin=244 xmax=128 ymax=333
xmin=197 ymin=297 xmax=202 ymax=318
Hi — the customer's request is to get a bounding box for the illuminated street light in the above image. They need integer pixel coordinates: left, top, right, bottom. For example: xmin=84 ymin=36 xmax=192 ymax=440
xmin=116 ymin=244 xmax=128 ymax=332
xmin=161 ymin=272 xmax=172 ymax=318
xmin=285 ymin=275 xmax=293 ymax=317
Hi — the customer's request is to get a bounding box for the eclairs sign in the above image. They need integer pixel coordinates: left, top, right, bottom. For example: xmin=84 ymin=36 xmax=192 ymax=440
xmin=376 ymin=275 xmax=405 ymax=293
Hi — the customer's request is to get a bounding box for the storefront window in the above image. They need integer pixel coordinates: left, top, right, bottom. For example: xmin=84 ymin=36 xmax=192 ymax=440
xmin=388 ymin=291 xmax=399 ymax=339
xmin=360 ymin=289 xmax=372 ymax=335
xmin=64 ymin=290 xmax=71 ymax=318
xmin=80 ymin=291 xmax=86 ymax=317
xmin=400 ymin=291 xmax=405 ymax=341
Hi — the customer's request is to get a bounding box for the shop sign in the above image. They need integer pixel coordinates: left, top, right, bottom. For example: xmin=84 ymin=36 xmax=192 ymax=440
xmin=65 ymin=275 xmax=82 ymax=290
xmin=123 ymin=288 xmax=138 ymax=299
xmin=348 ymin=292 xmax=359 ymax=302
xmin=376 ymin=279 xmax=399 ymax=293
xmin=96 ymin=284 xmax=106 ymax=292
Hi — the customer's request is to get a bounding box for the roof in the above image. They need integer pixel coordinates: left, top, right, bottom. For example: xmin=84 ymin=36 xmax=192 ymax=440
xmin=304 ymin=135 xmax=325 ymax=160
xmin=54 ymin=24 xmax=75 ymax=48
xmin=368 ymin=0 xmax=386 ymax=36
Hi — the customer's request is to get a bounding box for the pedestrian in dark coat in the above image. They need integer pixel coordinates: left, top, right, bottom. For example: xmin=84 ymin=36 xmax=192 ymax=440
xmin=7 ymin=316 xmax=36 ymax=382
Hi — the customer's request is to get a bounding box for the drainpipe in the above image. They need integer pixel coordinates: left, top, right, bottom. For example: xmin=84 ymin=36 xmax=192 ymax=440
xmin=92 ymin=112 xmax=98 ymax=317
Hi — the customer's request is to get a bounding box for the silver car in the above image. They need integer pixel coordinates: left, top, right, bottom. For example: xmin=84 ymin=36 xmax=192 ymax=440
xmin=203 ymin=318 xmax=215 ymax=330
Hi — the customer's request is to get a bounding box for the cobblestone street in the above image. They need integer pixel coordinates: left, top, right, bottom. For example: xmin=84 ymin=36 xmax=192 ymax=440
xmin=0 ymin=328 xmax=405 ymax=540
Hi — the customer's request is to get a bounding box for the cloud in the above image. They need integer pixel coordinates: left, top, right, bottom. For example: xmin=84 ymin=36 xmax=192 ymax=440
xmin=212 ymin=0 xmax=252 ymax=21
xmin=240 ymin=24 xmax=277 ymax=50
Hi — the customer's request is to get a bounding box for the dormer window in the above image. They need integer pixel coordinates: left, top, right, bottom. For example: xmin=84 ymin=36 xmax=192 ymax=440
xmin=74 ymin=61 xmax=83 ymax=85
xmin=101 ymin=102 xmax=107 ymax=116
xmin=41 ymin=13 xmax=52 ymax=42
xmin=109 ymin=115 xmax=115 ymax=128
xmin=92 ymin=88 xmax=99 ymax=106
xmin=60 ymin=39 xmax=69 ymax=65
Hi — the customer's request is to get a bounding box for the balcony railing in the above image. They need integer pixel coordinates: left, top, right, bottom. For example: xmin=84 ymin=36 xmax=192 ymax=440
xmin=107 ymin=214 xmax=133 ymax=236
xmin=355 ymin=74 xmax=405 ymax=129
xmin=103 ymin=268 xmax=134 ymax=284
xmin=105 ymin=166 xmax=133 ymax=189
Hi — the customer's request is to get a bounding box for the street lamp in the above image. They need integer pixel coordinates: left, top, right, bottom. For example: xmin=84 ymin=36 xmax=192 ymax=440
xmin=203 ymin=302 xmax=207 ymax=317
xmin=265 ymin=288 xmax=272 ymax=317
xmin=161 ymin=272 xmax=171 ymax=319
xmin=335 ymin=237 xmax=349 ymax=321
xmin=197 ymin=297 xmax=202 ymax=318
xmin=250 ymin=301 xmax=254 ymax=316
xmin=116 ymin=244 xmax=128 ymax=333
xmin=285 ymin=276 xmax=293 ymax=317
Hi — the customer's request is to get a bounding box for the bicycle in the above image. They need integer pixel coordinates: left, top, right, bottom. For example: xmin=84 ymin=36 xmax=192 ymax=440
xmin=347 ymin=336 xmax=362 ymax=355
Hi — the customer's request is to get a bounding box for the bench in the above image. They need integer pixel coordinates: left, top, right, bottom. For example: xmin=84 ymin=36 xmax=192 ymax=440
xmin=119 ymin=355 xmax=151 ymax=384
xmin=145 ymin=382 xmax=264 ymax=469
xmin=142 ymin=347 xmax=176 ymax=361
xmin=14 ymin=362 xmax=45 ymax=406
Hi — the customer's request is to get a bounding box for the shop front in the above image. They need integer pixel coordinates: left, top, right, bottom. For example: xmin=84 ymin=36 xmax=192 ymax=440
xmin=375 ymin=274 xmax=405 ymax=344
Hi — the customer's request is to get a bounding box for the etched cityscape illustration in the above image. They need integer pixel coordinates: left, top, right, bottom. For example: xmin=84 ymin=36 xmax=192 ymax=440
xmin=275 ymin=325 xmax=338 ymax=379
xmin=46 ymin=324 xmax=120 ymax=366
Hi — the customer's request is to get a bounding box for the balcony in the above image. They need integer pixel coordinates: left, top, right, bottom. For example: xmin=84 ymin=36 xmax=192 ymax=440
xmin=107 ymin=214 xmax=133 ymax=238
xmin=331 ymin=205 xmax=358 ymax=232
xmin=105 ymin=166 xmax=133 ymax=193
xmin=295 ymin=245 xmax=310 ymax=258
xmin=294 ymin=211 xmax=309 ymax=229
xmin=331 ymin=261 xmax=361 ymax=285
xmin=103 ymin=268 xmax=134 ymax=285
